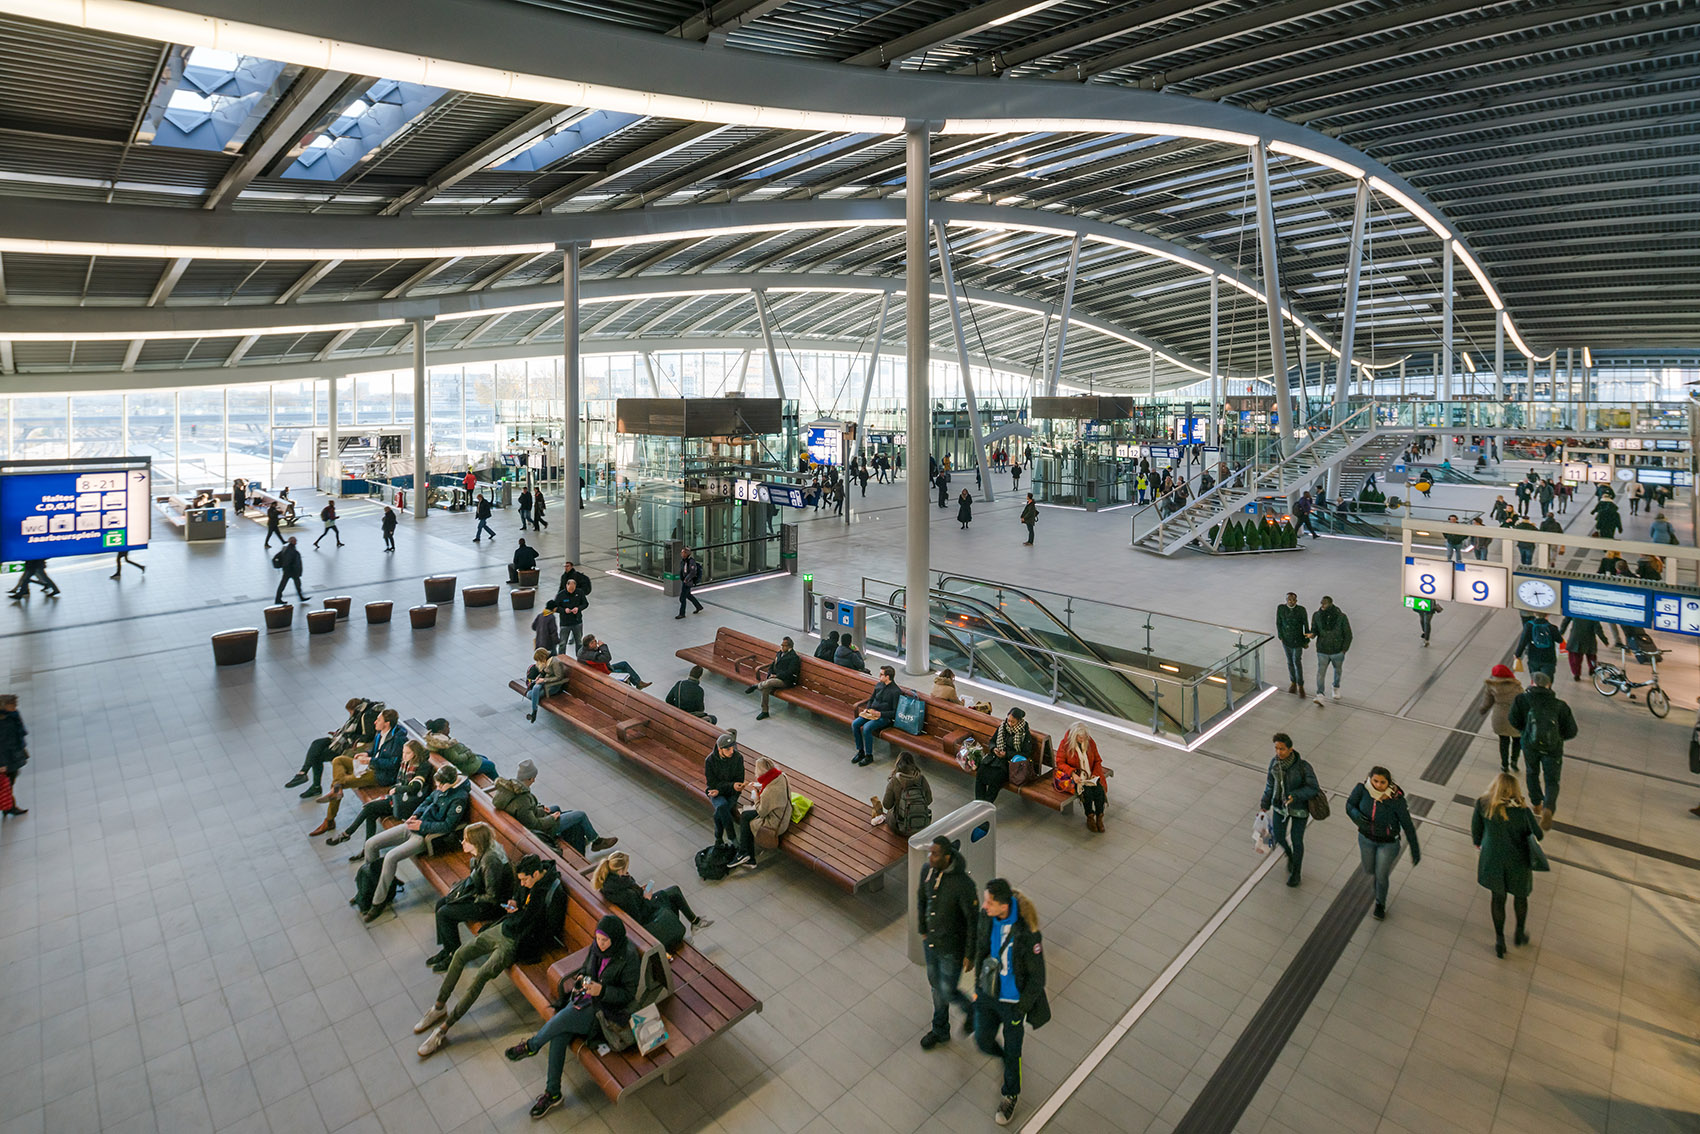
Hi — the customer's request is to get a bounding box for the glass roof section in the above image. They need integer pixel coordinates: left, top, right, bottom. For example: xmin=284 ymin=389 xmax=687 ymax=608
xmin=495 ymin=110 xmax=643 ymax=172
xmin=282 ymin=79 xmax=447 ymax=181
xmin=136 ymin=45 xmax=294 ymax=154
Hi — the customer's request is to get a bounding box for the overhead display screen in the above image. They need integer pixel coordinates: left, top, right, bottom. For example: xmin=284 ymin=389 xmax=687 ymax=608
xmin=0 ymin=465 xmax=151 ymax=562
xmin=805 ymin=425 xmax=842 ymax=465
xmin=1562 ymin=580 xmax=1651 ymax=626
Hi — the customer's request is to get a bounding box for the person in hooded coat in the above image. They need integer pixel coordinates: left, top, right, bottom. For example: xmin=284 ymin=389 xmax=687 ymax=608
xmin=1477 ymin=664 xmax=1525 ymax=772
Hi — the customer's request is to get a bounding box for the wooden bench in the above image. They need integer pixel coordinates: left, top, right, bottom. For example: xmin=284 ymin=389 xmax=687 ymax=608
xmin=680 ymin=627 xmax=1073 ymax=812
xmin=508 ymin=662 xmax=909 ymax=893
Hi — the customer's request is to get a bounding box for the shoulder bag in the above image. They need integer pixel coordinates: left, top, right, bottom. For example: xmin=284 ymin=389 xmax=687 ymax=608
xmin=894 ymin=692 xmax=927 ymax=736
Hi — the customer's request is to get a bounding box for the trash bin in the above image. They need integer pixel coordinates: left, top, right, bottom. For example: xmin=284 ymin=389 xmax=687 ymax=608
xmin=906 ymin=801 xmax=997 ymax=965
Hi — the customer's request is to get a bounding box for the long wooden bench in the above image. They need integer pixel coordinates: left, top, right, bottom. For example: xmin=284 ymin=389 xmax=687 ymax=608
xmin=508 ymin=662 xmax=909 ymax=893
xmin=680 ymin=627 xmax=1074 ymax=812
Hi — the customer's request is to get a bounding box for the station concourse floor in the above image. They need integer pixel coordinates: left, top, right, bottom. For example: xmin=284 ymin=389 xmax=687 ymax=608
xmin=1 ymin=472 xmax=1696 ymax=1134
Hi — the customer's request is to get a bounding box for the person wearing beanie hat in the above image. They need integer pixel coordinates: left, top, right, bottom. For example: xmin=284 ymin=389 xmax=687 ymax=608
xmin=1478 ymin=664 xmax=1526 ymax=772
xmin=416 ymin=854 xmax=565 ymax=1058
xmin=506 ymin=912 xmax=641 ymax=1118
xmin=491 ymin=759 xmax=617 ymax=856
xmin=917 ymin=836 xmax=978 ymax=1051
xmin=704 ymin=733 xmax=746 ymax=848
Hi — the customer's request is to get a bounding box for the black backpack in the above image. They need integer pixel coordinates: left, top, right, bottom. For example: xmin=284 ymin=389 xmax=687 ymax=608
xmin=695 ymin=843 xmax=735 ymax=881
xmin=891 ymin=778 xmax=932 ymax=837
xmin=1523 ymin=696 xmax=1565 ymax=758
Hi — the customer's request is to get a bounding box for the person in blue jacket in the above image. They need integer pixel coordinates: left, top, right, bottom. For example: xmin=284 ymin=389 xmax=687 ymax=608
xmin=310 ymin=709 xmax=408 ymax=836
xmin=851 ymin=666 xmax=901 ymax=766
xmin=357 ymin=765 xmax=470 ymax=922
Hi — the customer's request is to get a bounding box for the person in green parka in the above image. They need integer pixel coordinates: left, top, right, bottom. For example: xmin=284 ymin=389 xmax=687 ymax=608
xmin=1471 ymin=771 xmax=1544 ymax=958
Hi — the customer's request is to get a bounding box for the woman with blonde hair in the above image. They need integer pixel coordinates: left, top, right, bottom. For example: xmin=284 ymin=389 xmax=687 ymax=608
xmin=1471 ymin=772 xmax=1544 ymax=957
xmin=1054 ymin=722 xmax=1108 ymax=832
xmin=592 ymin=851 xmax=711 ymax=954
xmin=524 ymin=646 xmax=569 ymax=722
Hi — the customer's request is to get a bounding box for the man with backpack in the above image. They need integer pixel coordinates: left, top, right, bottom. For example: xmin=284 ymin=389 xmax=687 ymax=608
xmin=1514 ymin=613 xmax=1560 ymax=679
xmin=1259 ymin=733 xmax=1321 ymax=887
xmin=876 ymin=753 xmax=932 ymax=835
xmin=676 ymin=547 xmax=705 ymax=619
xmin=1309 ymin=596 xmax=1353 ymax=704
xmin=917 ymin=836 xmax=976 ymax=1051
xmin=272 ymin=536 xmax=307 ymax=603
xmin=313 ymin=500 xmax=343 ymax=548
xmin=1508 ymin=672 xmax=1578 ymax=831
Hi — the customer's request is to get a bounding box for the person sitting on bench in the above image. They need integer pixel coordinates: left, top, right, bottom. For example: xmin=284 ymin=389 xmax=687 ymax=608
xmin=524 ymin=648 xmax=570 ymax=722
xmin=577 ymin=635 xmax=650 ymax=689
xmin=593 ymin=851 xmax=712 ymax=954
xmin=835 ymin=635 xmax=869 ymax=673
xmin=309 ymin=708 xmax=408 ymax=836
xmin=492 ymin=759 xmax=618 ymax=856
xmin=731 ymin=755 xmax=792 ymax=869
xmin=508 ymin=538 xmax=539 ymax=584
xmin=504 ymin=914 xmax=641 ymax=1120
xmin=814 ymin=630 xmax=840 ymax=661
xmin=665 ymin=665 xmax=716 ymax=724
xmin=422 ymin=719 xmax=498 ymax=779
xmin=284 ymin=698 xmax=382 ymax=797
xmin=974 ymin=708 xmax=1032 ymax=802
xmin=355 ymin=764 xmax=470 ymax=923
xmin=851 ymin=665 xmax=900 ymax=767
xmin=327 ymin=741 xmax=431 ymax=851
xmin=425 ymin=822 xmax=514 ymax=971
xmin=745 ymin=636 xmax=802 ymax=720
xmin=414 ymin=854 xmax=567 ymax=1058
xmin=705 ymin=733 xmax=746 ymax=849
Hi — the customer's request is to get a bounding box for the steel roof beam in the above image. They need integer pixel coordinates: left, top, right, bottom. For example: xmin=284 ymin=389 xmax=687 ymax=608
xmin=380 ymin=103 xmax=578 ymax=216
xmin=601 ymin=128 xmax=817 ymax=209
xmin=520 ymin=122 xmax=730 ymax=214
xmin=672 ymin=0 xmax=793 ymax=42
xmin=843 ymin=0 xmax=1069 ymax=68
xmin=203 ymin=69 xmax=356 ymax=209
xmin=949 ymin=0 xmax=1217 ymax=77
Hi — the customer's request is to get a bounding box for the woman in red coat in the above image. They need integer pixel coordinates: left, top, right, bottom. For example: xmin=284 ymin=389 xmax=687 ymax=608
xmin=1054 ymin=723 xmax=1107 ymax=832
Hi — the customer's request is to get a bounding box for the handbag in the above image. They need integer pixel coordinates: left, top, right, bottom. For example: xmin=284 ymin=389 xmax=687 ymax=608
xmin=1526 ymin=828 xmax=1550 ymax=873
xmin=1007 ymin=756 xmax=1035 ymax=788
xmin=955 ymin=739 xmax=982 ymax=773
xmin=630 ymin=1007 xmax=668 ymax=1055
xmin=789 ymin=793 xmax=813 ymax=825
xmin=977 ymin=927 xmax=1016 ymax=998
xmin=1306 ymin=792 xmax=1331 ymax=822
xmin=894 ymin=693 xmax=927 ymax=736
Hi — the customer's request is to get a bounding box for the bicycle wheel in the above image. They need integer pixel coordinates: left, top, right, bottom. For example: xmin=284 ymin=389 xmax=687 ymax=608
xmin=1593 ymin=666 xmax=1623 ymax=697
xmin=1647 ymin=685 xmax=1670 ymax=719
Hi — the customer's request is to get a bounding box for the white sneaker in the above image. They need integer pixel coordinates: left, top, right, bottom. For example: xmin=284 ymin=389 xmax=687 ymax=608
xmin=416 ymin=1024 xmax=447 ymax=1058
xmin=1313 ymin=694 xmax=1325 ymax=706
xmin=413 ymin=1006 xmax=447 ymax=1034
xmin=1330 ymin=687 xmax=1341 ymax=700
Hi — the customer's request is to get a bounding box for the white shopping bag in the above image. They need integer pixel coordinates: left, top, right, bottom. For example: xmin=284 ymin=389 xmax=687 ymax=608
xmin=631 ymin=1007 xmax=668 ymax=1055
xmin=1252 ymin=810 xmax=1275 ymax=856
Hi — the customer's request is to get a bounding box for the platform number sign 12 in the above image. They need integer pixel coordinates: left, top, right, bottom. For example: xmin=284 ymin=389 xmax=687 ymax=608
xmin=1402 ymin=557 xmax=1454 ymax=604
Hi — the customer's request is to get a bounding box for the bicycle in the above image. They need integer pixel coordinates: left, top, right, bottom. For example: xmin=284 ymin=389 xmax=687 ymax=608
xmin=1592 ymin=637 xmax=1670 ymax=718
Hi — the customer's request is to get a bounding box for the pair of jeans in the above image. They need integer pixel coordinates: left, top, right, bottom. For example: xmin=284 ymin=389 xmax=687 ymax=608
xmin=679 ymin=587 xmax=703 ymax=616
xmin=1315 ymin=651 xmax=1346 ymax=691
xmin=276 ymin=573 xmax=306 ymax=603
xmin=436 ymin=922 xmax=518 ymax=1026
xmin=531 ymin=1003 xmax=599 ymax=1095
xmin=364 ymin=824 xmax=427 ymax=897
xmin=527 ymin=682 xmax=552 ymax=714
xmin=852 ymin=716 xmax=890 ymax=756
xmin=1270 ymin=810 xmax=1308 ymax=878
xmin=1497 ymin=734 xmax=1522 ymax=771
xmin=609 ymin=661 xmax=644 ymax=685
xmin=974 ymin=999 xmax=1025 ymax=1098
xmin=1023 ymin=521 xmax=1035 ymax=544
xmin=559 ymin=620 xmax=582 ymax=650
xmin=711 ymin=795 xmax=738 ymax=843
xmin=1281 ymin=644 xmax=1306 ymax=686
xmin=1357 ymin=835 xmax=1403 ymax=906
xmin=551 ymin=809 xmax=599 ymax=855
xmin=341 ymin=798 xmax=392 ymax=841
xmin=300 ymin=736 xmax=336 ymax=785
xmin=1526 ymin=752 xmax=1562 ymax=811
xmin=924 ymin=945 xmax=971 ymax=1039
xmin=1417 ymin=611 xmax=1433 ymax=642
xmin=736 ymin=808 xmax=759 ymax=859
xmin=475 ymin=517 xmax=495 ymax=540
xmin=1079 ymin=783 xmax=1106 ymax=817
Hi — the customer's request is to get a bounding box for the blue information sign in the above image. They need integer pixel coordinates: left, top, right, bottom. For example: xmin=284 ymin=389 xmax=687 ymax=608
xmin=1 ymin=466 xmax=152 ymax=562
xmin=1561 ymin=579 xmax=1651 ymax=626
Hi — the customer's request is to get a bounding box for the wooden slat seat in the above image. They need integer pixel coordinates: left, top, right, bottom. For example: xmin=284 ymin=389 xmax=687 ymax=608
xmin=680 ymin=627 xmax=1074 ymax=811
xmin=508 ymin=662 xmax=908 ymax=893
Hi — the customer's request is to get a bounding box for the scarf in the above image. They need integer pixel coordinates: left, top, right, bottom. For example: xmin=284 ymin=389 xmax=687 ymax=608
xmin=1364 ymin=778 xmax=1396 ymax=802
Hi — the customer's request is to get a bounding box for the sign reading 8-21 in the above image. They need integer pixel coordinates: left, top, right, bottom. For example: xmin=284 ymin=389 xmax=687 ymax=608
xmin=1453 ymin=562 xmax=1508 ymax=608
xmin=1403 ymin=557 xmax=1454 ymax=602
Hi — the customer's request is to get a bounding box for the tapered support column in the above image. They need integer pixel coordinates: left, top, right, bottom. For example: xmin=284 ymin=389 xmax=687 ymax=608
xmin=904 ymin=126 xmax=931 ymax=677
xmin=1045 ymin=234 xmax=1081 ymax=396
xmin=1441 ymin=241 xmax=1454 ymax=460
xmin=1495 ymin=314 xmax=1506 ymax=399
xmin=411 ymin=320 xmax=428 ymax=519
xmin=1250 ymin=146 xmax=1293 ymax=452
xmin=326 ymin=376 xmax=339 ymax=494
xmin=754 ymin=289 xmax=786 ymax=400
xmin=642 ymin=352 xmax=662 ymax=396
xmin=934 ymin=220 xmax=995 ymax=504
xmin=1336 ymin=181 xmax=1369 ymax=421
xmin=1208 ymin=277 xmax=1220 ymax=446
xmin=561 ymin=243 xmax=582 ymax=562
xmin=854 ymin=293 xmax=892 ymax=459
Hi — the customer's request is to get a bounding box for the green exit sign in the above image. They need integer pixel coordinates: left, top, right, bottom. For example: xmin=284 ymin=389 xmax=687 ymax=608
xmin=1404 ymin=595 xmax=1434 ymax=612
xmin=802 ymin=574 xmax=814 ymax=583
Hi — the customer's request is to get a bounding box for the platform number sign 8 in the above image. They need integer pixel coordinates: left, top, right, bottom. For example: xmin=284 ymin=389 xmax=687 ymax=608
xmin=1402 ymin=557 xmax=1454 ymax=603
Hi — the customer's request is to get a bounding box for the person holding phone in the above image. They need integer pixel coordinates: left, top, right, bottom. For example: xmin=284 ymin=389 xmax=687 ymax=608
xmin=593 ymin=852 xmax=711 ymax=953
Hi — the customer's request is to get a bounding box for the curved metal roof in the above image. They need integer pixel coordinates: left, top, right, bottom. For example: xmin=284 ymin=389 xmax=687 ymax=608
xmin=0 ymin=1 xmax=1692 ymax=388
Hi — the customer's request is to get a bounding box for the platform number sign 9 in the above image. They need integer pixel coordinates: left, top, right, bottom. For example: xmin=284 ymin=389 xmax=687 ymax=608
xmin=1453 ymin=562 xmax=1508 ymax=608
xmin=1402 ymin=557 xmax=1454 ymax=604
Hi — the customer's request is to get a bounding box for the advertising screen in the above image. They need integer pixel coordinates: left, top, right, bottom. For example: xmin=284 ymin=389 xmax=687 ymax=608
xmin=1 ymin=466 xmax=151 ymax=562
xmin=805 ymin=425 xmax=842 ymax=466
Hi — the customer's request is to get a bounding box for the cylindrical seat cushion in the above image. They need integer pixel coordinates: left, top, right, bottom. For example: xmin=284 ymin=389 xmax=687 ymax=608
xmin=211 ymin=629 xmax=259 ymax=666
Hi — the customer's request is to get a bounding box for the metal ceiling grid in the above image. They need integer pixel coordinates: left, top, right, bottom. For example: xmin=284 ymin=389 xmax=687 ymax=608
xmin=351 ymin=92 xmax=540 ymax=182
xmin=0 ymin=15 xmax=161 ymax=139
xmin=505 ymin=0 xmax=699 ymax=35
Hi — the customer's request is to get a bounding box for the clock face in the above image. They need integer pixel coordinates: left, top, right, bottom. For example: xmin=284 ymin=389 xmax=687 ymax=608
xmin=1516 ymin=579 xmax=1557 ymax=609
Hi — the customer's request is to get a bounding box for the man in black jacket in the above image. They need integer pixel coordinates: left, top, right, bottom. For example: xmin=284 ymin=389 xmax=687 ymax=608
xmin=284 ymin=697 xmax=380 ymax=797
xmin=508 ymin=538 xmax=539 ymax=583
xmin=557 ymin=561 xmax=591 ymax=600
xmin=415 ymin=855 xmax=564 ymax=1058
xmin=676 ymin=547 xmax=704 ymax=619
xmin=273 ymin=537 xmax=306 ymax=603
xmin=852 ymin=666 xmax=901 ymax=766
xmin=918 ymin=837 xmax=978 ymax=1050
xmin=665 ymin=666 xmax=716 ymax=724
xmin=1508 ymin=672 xmax=1579 ymax=831
xmin=746 ymin=636 xmax=802 ymax=720
xmin=473 ymin=494 xmax=495 ymax=542
xmin=1275 ymin=592 xmax=1309 ymax=696
xmin=969 ymin=878 xmax=1050 ymax=1127
xmin=704 ymin=734 xmax=746 ymax=847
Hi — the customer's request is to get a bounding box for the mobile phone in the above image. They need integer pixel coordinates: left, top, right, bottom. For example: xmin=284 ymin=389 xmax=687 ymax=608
xmin=643 ymin=879 xmax=655 ymax=893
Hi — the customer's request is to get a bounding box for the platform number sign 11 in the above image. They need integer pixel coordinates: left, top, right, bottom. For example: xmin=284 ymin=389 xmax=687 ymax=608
xmin=1402 ymin=557 xmax=1454 ymax=604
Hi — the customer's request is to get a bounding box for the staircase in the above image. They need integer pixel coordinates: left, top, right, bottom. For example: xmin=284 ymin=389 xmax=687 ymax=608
xmin=1332 ymin=434 xmax=1406 ymax=503
xmin=1132 ymin=403 xmax=1386 ymax=556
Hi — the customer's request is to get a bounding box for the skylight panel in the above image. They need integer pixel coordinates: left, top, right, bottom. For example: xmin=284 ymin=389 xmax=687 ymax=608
xmin=137 ymin=44 xmax=294 ymax=154
xmin=495 ymin=110 xmax=643 ymax=173
xmin=282 ymin=79 xmax=448 ymax=181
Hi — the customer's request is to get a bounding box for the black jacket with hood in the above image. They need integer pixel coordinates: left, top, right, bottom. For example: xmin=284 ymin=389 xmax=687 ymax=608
xmin=917 ymin=847 xmax=977 ymax=957
xmin=968 ymin=892 xmax=1051 ymax=1026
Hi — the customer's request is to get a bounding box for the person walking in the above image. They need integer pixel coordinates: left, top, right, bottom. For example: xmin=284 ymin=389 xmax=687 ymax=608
xmin=1513 ymin=613 xmax=1559 ymax=680
xmin=313 ymin=500 xmax=343 ymax=548
xmin=473 ymin=494 xmax=496 ymax=542
xmin=917 ymin=836 xmax=977 ymax=1051
xmin=1508 ymin=671 xmax=1577 ymax=831
xmin=1346 ymin=766 xmax=1421 ymax=920
xmin=1019 ymin=494 xmax=1038 ymax=546
xmin=1276 ymin=593 xmax=1309 ymax=696
xmin=1478 ymin=664 xmax=1525 ymax=772
xmin=264 ymin=500 xmax=284 ymax=548
xmin=622 ymin=490 xmax=636 ymax=533
xmin=1444 ymin=514 xmax=1467 ymax=563
xmin=110 ymin=548 xmax=146 ymax=580
xmin=969 ymin=878 xmax=1050 ymax=1127
xmin=1559 ymin=614 xmax=1604 ymax=682
xmin=380 ymin=505 xmax=397 ymax=553
xmin=0 ymin=694 xmax=28 ymax=818
xmin=1415 ymin=595 xmax=1441 ymax=647
xmin=1309 ymin=595 xmax=1352 ymax=704
xmin=957 ymin=488 xmax=974 ymax=530
xmin=272 ymin=537 xmax=307 ymax=603
xmin=1010 ymin=462 xmax=1023 ymax=492
xmin=1472 ymin=772 xmax=1544 ymax=957
xmin=1259 ymin=733 xmax=1319 ymax=887
xmin=676 ymin=547 xmax=705 ymax=619
xmin=517 ymin=486 xmax=533 ymax=530
xmin=1294 ymin=491 xmax=1318 ymax=540
xmin=532 ymin=489 xmax=547 ymax=531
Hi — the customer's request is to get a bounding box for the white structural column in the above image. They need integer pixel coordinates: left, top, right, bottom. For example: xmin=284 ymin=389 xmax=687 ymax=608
xmin=1208 ymin=276 xmax=1220 ymax=446
xmin=1045 ymin=234 xmax=1081 ymax=396
xmin=753 ymin=289 xmax=786 ymax=400
xmin=1298 ymin=333 xmax=1308 ymax=413
xmin=1495 ymin=313 xmax=1506 ymax=399
xmin=411 ymin=319 xmax=428 ymax=519
xmin=326 ymin=375 xmax=339 ymax=492
xmin=734 ymin=348 xmax=752 ymax=392
xmin=1148 ymin=348 xmax=1156 ymax=397
xmin=642 ymin=352 xmax=663 ymax=396
xmin=854 ymin=292 xmax=892 ymax=459
xmin=1249 ymin=146 xmax=1293 ymax=451
xmin=904 ymin=125 xmax=931 ymax=677
xmin=1566 ymin=347 xmax=1575 ymax=403
xmin=933 ymin=219 xmax=995 ymax=504
xmin=561 ymin=243 xmax=582 ymax=562
xmin=1441 ymin=241 xmax=1454 ymax=460
xmin=1335 ymin=181 xmax=1370 ymax=421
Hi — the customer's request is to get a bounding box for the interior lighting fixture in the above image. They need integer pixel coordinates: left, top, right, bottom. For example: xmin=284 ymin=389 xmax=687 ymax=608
xmin=1266 ymin=140 xmax=1364 ymax=181
xmin=0 ymin=236 xmax=557 ymax=261
xmin=943 ymin=119 xmax=1257 ymax=148
xmin=1367 ymin=177 xmax=1451 ymax=241
xmin=2 ymin=318 xmax=401 ymax=342
xmin=1451 ymin=242 xmax=1504 ymax=311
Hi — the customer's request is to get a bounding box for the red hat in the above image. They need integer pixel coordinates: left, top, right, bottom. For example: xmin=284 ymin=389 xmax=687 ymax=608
xmin=1491 ymin=664 xmax=1514 ymax=679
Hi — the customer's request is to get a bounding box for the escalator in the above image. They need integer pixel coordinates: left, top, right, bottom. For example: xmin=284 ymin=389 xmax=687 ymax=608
xmin=862 ymin=579 xmax=1188 ymax=733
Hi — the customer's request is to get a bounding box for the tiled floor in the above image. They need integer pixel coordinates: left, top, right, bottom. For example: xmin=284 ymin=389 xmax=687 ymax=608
xmin=1 ymin=472 xmax=1695 ymax=1134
